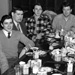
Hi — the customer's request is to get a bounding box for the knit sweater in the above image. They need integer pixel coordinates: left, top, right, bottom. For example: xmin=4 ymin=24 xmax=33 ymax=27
xmin=0 ymin=30 xmax=35 ymax=58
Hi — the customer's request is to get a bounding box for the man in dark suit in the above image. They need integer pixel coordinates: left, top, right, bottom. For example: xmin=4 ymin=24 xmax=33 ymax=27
xmin=10 ymin=7 xmax=27 ymax=54
xmin=11 ymin=6 xmax=27 ymax=36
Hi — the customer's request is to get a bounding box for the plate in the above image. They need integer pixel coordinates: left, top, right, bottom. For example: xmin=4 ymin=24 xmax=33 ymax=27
xmin=26 ymin=52 xmax=33 ymax=56
xmin=39 ymin=51 xmax=46 ymax=55
xmin=40 ymin=67 xmax=53 ymax=72
xmin=52 ymin=73 xmax=62 ymax=75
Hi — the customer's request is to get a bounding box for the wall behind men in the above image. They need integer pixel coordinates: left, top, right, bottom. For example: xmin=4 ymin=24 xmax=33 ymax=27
xmin=0 ymin=0 xmax=12 ymax=20
xmin=12 ymin=0 xmax=75 ymax=17
xmin=12 ymin=0 xmax=55 ymax=18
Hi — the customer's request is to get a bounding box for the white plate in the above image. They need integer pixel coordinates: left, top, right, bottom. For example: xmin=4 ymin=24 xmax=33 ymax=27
xmin=52 ymin=73 xmax=62 ymax=75
xmin=26 ymin=52 xmax=33 ymax=56
xmin=39 ymin=51 xmax=46 ymax=55
xmin=40 ymin=67 xmax=52 ymax=72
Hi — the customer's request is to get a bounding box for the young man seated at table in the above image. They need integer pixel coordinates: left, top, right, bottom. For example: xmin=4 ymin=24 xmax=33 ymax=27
xmin=52 ymin=2 xmax=75 ymax=36
xmin=25 ymin=3 xmax=52 ymax=50
xmin=0 ymin=15 xmax=35 ymax=75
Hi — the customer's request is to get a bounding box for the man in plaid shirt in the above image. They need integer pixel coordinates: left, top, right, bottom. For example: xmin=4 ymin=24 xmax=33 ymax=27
xmin=25 ymin=3 xmax=53 ymax=49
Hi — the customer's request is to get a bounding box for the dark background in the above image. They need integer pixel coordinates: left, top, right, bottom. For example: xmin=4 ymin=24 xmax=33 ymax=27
xmin=12 ymin=0 xmax=75 ymax=17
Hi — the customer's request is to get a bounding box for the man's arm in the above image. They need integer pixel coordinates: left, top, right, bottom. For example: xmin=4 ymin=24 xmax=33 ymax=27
xmin=19 ymin=32 xmax=35 ymax=58
xmin=0 ymin=43 xmax=9 ymax=74
xmin=52 ymin=16 xmax=59 ymax=31
xmin=20 ymin=33 xmax=35 ymax=48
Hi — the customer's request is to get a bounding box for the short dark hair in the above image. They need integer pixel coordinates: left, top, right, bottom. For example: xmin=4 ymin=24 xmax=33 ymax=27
xmin=9 ymin=6 xmax=24 ymax=17
xmin=62 ymin=2 xmax=72 ymax=9
xmin=12 ymin=6 xmax=24 ymax=13
xmin=0 ymin=15 xmax=12 ymax=24
xmin=34 ymin=3 xmax=43 ymax=9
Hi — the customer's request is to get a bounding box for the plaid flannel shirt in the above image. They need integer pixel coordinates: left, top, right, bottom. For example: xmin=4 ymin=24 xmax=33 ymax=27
xmin=25 ymin=14 xmax=53 ymax=41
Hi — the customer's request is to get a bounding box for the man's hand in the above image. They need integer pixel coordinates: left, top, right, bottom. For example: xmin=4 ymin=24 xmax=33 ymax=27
xmin=19 ymin=47 xmax=28 ymax=58
xmin=32 ymin=36 xmax=36 ymax=42
xmin=36 ymin=33 xmax=43 ymax=39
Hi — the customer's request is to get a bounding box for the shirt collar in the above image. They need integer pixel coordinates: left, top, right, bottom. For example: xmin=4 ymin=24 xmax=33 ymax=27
xmin=13 ymin=20 xmax=19 ymax=27
xmin=2 ymin=29 xmax=12 ymax=37
xmin=62 ymin=14 xmax=71 ymax=21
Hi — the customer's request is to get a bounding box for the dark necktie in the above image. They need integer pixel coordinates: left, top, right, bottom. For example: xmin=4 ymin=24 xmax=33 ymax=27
xmin=8 ymin=32 xmax=11 ymax=38
xmin=17 ymin=24 xmax=20 ymax=31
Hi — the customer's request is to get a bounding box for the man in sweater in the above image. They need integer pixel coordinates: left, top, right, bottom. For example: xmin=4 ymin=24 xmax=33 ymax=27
xmin=0 ymin=15 xmax=35 ymax=75
xmin=52 ymin=2 xmax=75 ymax=35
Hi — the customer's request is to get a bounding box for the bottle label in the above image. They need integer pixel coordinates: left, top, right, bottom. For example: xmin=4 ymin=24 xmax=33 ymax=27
xmin=23 ymin=64 xmax=29 ymax=74
xmin=67 ymin=63 xmax=73 ymax=72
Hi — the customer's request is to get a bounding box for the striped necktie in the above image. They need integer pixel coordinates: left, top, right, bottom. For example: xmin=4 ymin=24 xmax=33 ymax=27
xmin=17 ymin=23 xmax=20 ymax=31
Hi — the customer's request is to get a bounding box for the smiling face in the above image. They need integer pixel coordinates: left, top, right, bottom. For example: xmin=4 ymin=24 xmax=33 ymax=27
xmin=63 ymin=6 xmax=72 ymax=17
xmin=2 ymin=19 xmax=13 ymax=32
xmin=12 ymin=10 xmax=23 ymax=23
xmin=33 ymin=5 xmax=42 ymax=16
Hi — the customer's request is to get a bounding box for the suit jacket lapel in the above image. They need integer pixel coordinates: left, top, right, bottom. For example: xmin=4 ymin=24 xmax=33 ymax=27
xmin=13 ymin=21 xmax=27 ymax=36
xmin=20 ymin=22 xmax=27 ymax=36
xmin=13 ymin=23 xmax=18 ymax=30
